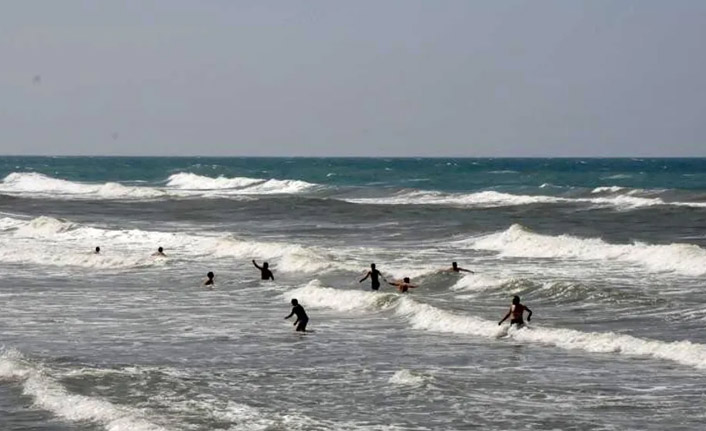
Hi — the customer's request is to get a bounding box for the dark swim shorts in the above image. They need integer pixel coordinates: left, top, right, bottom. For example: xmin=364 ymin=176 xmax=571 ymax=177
xmin=296 ymin=319 xmax=309 ymax=332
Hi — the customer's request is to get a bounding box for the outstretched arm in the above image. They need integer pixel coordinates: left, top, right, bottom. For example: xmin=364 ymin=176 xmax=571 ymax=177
xmin=498 ymin=307 xmax=511 ymax=325
xmin=359 ymin=271 xmax=370 ymax=283
xmin=284 ymin=310 xmax=294 ymax=319
xmin=460 ymin=268 xmax=475 ymax=273
xmin=252 ymin=260 xmax=261 ymax=270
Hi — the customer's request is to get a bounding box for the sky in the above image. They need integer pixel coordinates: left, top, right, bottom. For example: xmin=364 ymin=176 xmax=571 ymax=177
xmin=1 ymin=0 xmax=705 ymax=157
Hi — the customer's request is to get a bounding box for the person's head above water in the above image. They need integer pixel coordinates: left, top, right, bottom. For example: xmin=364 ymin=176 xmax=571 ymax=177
xmin=403 ymin=277 xmax=410 ymax=283
xmin=452 ymin=262 xmax=458 ymax=269
xmin=291 ymin=298 xmax=298 ymax=306
xmin=95 ymin=246 xmax=100 ymax=253
xmin=158 ymin=247 xmax=163 ymax=253
xmin=512 ymin=295 xmax=520 ymax=305
xmin=263 ymin=262 xmax=269 ymax=269
xmin=207 ymin=271 xmax=214 ymax=279
xmin=371 ymin=263 xmax=376 ymax=269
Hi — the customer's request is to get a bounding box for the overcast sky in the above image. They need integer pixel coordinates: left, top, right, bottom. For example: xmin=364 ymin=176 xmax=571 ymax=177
xmin=1 ymin=1 xmax=705 ymax=157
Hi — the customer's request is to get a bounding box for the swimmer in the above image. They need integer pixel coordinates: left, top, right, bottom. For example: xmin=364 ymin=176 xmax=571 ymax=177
xmin=448 ymin=261 xmax=474 ymax=273
xmin=152 ymin=246 xmax=166 ymax=257
xmin=388 ymin=277 xmax=417 ymax=293
xmin=252 ymin=260 xmax=274 ymax=280
xmin=204 ymin=271 xmax=215 ymax=286
xmin=498 ymin=295 xmax=533 ymax=327
xmin=285 ymin=298 xmax=309 ymax=332
xmin=94 ymin=246 xmax=100 ymax=254
xmin=359 ymin=263 xmax=386 ymax=291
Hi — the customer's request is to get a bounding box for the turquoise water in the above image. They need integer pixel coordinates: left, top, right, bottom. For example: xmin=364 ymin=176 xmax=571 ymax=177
xmin=3 ymin=156 xmax=706 ymax=191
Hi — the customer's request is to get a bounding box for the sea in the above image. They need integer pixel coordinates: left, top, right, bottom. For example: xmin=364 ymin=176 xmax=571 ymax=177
xmin=0 ymin=157 xmax=705 ymax=431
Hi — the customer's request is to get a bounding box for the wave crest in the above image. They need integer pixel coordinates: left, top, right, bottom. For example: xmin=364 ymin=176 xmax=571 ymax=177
xmin=0 ymin=349 xmax=166 ymax=431
xmin=0 ymin=215 xmax=338 ymax=272
xmin=0 ymin=172 xmax=320 ymax=200
xmin=287 ymin=282 xmax=706 ymax=369
xmin=465 ymin=224 xmax=706 ymax=276
xmin=166 ymin=172 xmax=318 ymax=194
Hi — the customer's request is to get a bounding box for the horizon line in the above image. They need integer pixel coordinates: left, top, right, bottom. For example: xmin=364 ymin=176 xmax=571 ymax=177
xmin=1 ymin=154 xmax=705 ymax=159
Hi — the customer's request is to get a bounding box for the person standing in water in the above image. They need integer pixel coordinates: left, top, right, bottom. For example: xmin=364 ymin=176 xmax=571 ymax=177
xmin=252 ymin=260 xmax=274 ymax=280
xmin=498 ymin=296 xmax=533 ymax=328
xmin=94 ymin=246 xmax=100 ymax=254
xmin=359 ymin=263 xmax=386 ymax=291
xmin=388 ymin=277 xmax=418 ymax=293
xmin=153 ymin=247 xmax=166 ymax=257
xmin=448 ymin=261 xmax=474 ymax=273
xmin=204 ymin=271 xmax=215 ymax=287
xmin=285 ymin=298 xmax=309 ymax=332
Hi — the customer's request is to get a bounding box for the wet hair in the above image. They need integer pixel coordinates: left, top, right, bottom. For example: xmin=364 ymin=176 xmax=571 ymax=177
xmin=158 ymin=247 xmax=163 ymax=253
xmin=207 ymin=271 xmax=214 ymax=279
xmin=403 ymin=277 xmax=410 ymax=283
xmin=371 ymin=263 xmax=376 ymax=269
xmin=512 ymin=296 xmax=520 ymax=305
xmin=452 ymin=261 xmax=458 ymax=268
xmin=95 ymin=246 xmax=100 ymax=253
xmin=263 ymin=262 xmax=269 ymax=268
xmin=291 ymin=298 xmax=298 ymax=305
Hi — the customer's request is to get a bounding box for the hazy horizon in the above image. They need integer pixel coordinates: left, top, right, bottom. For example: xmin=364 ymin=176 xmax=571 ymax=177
xmin=2 ymin=1 xmax=705 ymax=157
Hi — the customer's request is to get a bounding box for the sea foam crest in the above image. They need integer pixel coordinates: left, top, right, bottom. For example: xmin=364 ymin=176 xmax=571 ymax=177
xmin=345 ymin=190 xmax=563 ymax=208
xmin=591 ymin=186 xmax=627 ymax=193
xmin=466 ymin=224 xmax=706 ymax=276
xmin=345 ymin=189 xmax=706 ymax=210
xmin=0 ymin=215 xmax=339 ymax=272
xmin=166 ymin=172 xmax=319 ymax=194
xmin=0 ymin=172 xmax=320 ymax=200
xmin=388 ymin=369 xmax=431 ymax=386
xmin=0 ymin=350 xmax=166 ymax=431
xmin=287 ymin=282 xmax=706 ymax=369
xmin=0 ymin=172 xmax=165 ymax=199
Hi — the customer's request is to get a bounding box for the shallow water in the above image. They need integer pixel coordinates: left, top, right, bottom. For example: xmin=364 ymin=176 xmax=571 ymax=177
xmin=1 ymin=157 xmax=705 ymax=430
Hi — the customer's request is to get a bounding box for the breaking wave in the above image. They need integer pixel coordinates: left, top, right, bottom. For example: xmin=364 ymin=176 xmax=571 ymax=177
xmin=344 ymin=189 xmax=706 ymax=210
xmin=0 ymin=215 xmax=340 ymax=272
xmin=463 ymin=224 xmax=706 ymax=276
xmin=286 ymin=282 xmax=706 ymax=370
xmin=0 ymin=172 xmax=320 ymax=200
xmin=0 ymin=349 xmax=166 ymax=431
xmin=165 ymin=172 xmax=319 ymax=195
xmin=0 ymin=172 xmax=165 ymax=199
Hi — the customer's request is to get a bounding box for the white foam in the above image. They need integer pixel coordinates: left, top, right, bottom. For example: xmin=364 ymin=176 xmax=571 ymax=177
xmin=0 ymin=172 xmax=165 ymax=199
xmin=345 ymin=190 xmax=563 ymax=208
xmin=465 ymin=224 xmax=706 ymax=276
xmin=287 ymin=283 xmax=706 ymax=370
xmin=450 ymin=273 xmax=511 ymax=292
xmin=286 ymin=280 xmax=400 ymax=312
xmin=344 ymin=189 xmax=706 ymax=210
xmin=591 ymin=186 xmax=626 ymax=193
xmin=165 ymin=172 xmax=262 ymax=190
xmin=166 ymin=172 xmax=318 ymax=195
xmin=0 ymin=172 xmax=319 ymax=200
xmin=0 ymin=215 xmax=339 ymax=272
xmin=0 ymin=350 xmax=166 ymax=431
xmin=388 ymin=369 xmax=431 ymax=386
